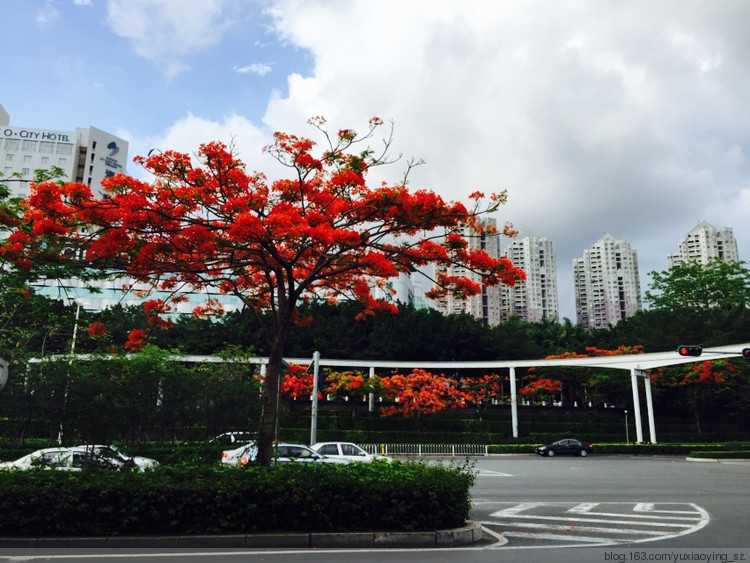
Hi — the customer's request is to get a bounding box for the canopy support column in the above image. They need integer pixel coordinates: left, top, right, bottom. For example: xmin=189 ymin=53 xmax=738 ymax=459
xmin=509 ymin=366 xmax=518 ymax=439
xmin=630 ymin=368 xmax=644 ymax=443
xmin=637 ymin=369 xmax=657 ymax=443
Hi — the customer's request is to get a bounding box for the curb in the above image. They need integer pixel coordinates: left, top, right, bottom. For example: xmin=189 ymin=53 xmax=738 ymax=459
xmin=0 ymin=521 xmax=483 ymax=550
xmin=685 ymin=456 xmax=750 ymax=463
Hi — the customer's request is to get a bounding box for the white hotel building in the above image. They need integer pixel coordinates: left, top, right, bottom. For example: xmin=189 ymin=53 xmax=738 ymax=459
xmin=1 ymin=104 xmax=242 ymax=315
xmin=1 ymin=104 xmax=127 ymax=200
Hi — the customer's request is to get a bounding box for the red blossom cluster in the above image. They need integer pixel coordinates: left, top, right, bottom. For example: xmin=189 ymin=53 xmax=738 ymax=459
xmin=682 ymin=360 xmax=738 ymax=386
xmin=519 ymin=377 xmax=563 ymax=396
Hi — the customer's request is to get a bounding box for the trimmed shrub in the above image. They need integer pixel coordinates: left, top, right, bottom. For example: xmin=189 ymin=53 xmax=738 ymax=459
xmin=0 ymin=459 xmax=475 ymax=537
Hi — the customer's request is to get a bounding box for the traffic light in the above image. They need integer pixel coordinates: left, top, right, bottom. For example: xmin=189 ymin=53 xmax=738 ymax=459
xmin=742 ymin=348 xmax=750 ymax=359
xmin=677 ymin=345 xmax=702 ymax=357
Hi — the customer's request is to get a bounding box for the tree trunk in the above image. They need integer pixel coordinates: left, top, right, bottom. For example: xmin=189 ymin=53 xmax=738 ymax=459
xmin=256 ymin=302 xmax=293 ymax=467
xmin=257 ymin=344 xmax=285 ymax=466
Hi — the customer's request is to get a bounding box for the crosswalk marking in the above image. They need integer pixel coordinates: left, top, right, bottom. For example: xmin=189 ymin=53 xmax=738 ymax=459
xmin=488 ymin=512 xmax=696 ymax=527
xmin=489 ymin=502 xmax=544 ymax=516
xmin=567 ymin=502 xmax=599 ymax=513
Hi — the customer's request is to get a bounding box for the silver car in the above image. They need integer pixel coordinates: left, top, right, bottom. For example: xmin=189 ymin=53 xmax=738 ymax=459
xmin=221 ymin=442 xmax=349 ymax=466
xmin=311 ymin=441 xmax=391 ymax=463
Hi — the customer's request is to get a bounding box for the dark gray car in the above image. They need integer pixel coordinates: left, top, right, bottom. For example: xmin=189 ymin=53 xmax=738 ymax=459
xmin=535 ymin=438 xmax=593 ymax=457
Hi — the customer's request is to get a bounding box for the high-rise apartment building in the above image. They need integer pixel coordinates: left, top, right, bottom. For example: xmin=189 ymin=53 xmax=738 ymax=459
xmin=574 ymin=233 xmax=642 ymax=329
xmin=667 ymin=221 xmax=740 ymax=267
xmin=1 ymin=104 xmax=128 ymax=200
xmin=434 ymin=218 xmax=504 ymax=326
xmin=502 ymin=232 xmax=559 ymax=322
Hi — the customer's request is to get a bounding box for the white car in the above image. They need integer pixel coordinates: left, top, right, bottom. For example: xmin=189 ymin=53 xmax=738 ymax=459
xmin=0 ymin=447 xmax=79 ymax=471
xmin=75 ymin=444 xmax=160 ymax=470
xmin=209 ymin=431 xmax=257 ymax=445
xmin=221 ymin=442 xmax=349 ymax=466
xmin=0 ymin=446 xmax=149 ymax=471
xmin=311 ymin=441 xmax=391 ymax=463
xmin=221 ymin=442 xmax=258 ymax=467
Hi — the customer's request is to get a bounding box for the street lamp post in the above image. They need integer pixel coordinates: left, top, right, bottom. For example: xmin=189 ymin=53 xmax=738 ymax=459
xmin=58 ymin=301 xmax=81 ymax=444
xmin=625 ymin=409 xmax=629 ymax=444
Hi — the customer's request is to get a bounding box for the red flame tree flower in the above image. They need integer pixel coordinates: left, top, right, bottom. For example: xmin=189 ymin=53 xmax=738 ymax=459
xmin=1 ymin=117 xmax=525 ymax=465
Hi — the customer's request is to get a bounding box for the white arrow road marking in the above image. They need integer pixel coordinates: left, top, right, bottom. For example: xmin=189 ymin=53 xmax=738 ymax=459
xmin=477 ymin=469 xmax=514 ymax=477
xmin=482 ymin=502 xmax=710 ymax=547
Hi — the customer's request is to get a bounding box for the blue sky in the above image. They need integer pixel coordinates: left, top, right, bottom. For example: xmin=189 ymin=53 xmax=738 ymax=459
xmin=3 ymin=0 xmax=750 ymax=323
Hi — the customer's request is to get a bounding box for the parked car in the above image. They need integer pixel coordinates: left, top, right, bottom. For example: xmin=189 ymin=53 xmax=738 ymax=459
xmin=535 ymin=439 xmax=594 ymax=457
xmin=221 ymin=442 xmax=349 ymax=466
xmin=75 ymin=444 xmax=160 ymax=470
xmin=209 ymin=431 xmax=257 ymax=445
xmin=221 ymin=442 xmax=258 ymax=467
xmin=0 ymin=447 xmax=76 ymax=471
xmin=0 ymin=446 xmax=142 ymax=471
xmin=311 ymin=441 xmax=391 ymax=463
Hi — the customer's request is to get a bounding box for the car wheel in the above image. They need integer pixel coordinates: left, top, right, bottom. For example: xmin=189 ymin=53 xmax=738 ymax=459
xmin=579 ymin=449 xmax=588 ymax=457
xmin=547 ymin=450 xmax=555 ymax=457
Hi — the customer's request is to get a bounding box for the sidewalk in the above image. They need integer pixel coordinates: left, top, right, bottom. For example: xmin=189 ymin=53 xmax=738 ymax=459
xmin=0 ymin=521 xmax=483 ymax=550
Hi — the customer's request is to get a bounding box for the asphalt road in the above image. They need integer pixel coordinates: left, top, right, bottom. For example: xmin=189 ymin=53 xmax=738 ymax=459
xmin=2 ymin=455 xmax=749 ymax=563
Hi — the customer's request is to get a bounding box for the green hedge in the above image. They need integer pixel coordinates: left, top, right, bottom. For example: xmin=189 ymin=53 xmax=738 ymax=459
xmin=0 ymin=460 xmax=475 ymax=537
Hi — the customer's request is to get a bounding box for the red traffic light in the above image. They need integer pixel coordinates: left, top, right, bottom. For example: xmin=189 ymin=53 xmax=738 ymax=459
xmin=677 ymin=345 xmax=702 ymax=357
xmin=742 ymin=348 xmax=750 ymax=359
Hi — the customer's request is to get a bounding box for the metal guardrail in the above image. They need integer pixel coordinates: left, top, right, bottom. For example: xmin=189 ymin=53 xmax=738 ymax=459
xmin=361 ymin=443 xmax=488 ymax=456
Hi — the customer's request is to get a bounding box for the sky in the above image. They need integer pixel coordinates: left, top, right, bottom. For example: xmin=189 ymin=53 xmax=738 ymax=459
xmin=2 ymin=0 xmax=750 ymax=323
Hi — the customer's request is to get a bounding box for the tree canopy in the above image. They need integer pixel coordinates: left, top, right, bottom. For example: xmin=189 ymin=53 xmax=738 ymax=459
xmin=645 ymin=259 xmax=750 ymax=311
xmin=1 ymin=117 xmax=525 ymax=464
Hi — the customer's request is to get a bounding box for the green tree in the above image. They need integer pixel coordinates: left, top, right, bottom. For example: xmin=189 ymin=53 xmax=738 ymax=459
xmin=645 ymin=259 xmax=750 ymax=311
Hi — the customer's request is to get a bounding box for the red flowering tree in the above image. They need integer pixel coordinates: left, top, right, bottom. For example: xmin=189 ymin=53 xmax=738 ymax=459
xmin=651 ymin=359 xmax=742 ymax=432
xmin=519 ymin=377 xmax=563 ymax=404
xmin=379 ymin=369 xmax=469 ymax=417
xmin=528 ymin=345 xmax=645 ymax=407
xmin=460 ymin=373 xmax=506 ymax=417
xmin=282 ymin=363 xmax=322 ymax=402
xmin=1 ymin=117 xmax=525 ymax=465
xmin=323 ymin=370 xmax=378 ymax=414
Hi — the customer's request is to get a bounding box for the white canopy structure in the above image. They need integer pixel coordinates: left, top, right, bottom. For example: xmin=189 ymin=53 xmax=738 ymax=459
xmin=23 ymin=342 xmax=750 ymax=444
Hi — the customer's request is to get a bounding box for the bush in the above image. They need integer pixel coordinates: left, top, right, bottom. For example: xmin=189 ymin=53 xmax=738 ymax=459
xmin=0 ymin=460 xmax=475 ymax=537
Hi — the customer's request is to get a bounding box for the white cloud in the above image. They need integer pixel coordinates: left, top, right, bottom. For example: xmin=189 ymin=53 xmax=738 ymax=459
xmin=95 ymin=0 xmax=750 ymax=322
xmin=105 ymin=0 xmax=236 ymax=77
xmin=36 ymin=0 xmax=61 ymax=24
xmin=122 ymin=113 xmax=270 ymax=181
xmin=257 ymin=0 xmax=750 ymax=321
xmin=234 ymin=63 xmax=273 ymax=76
